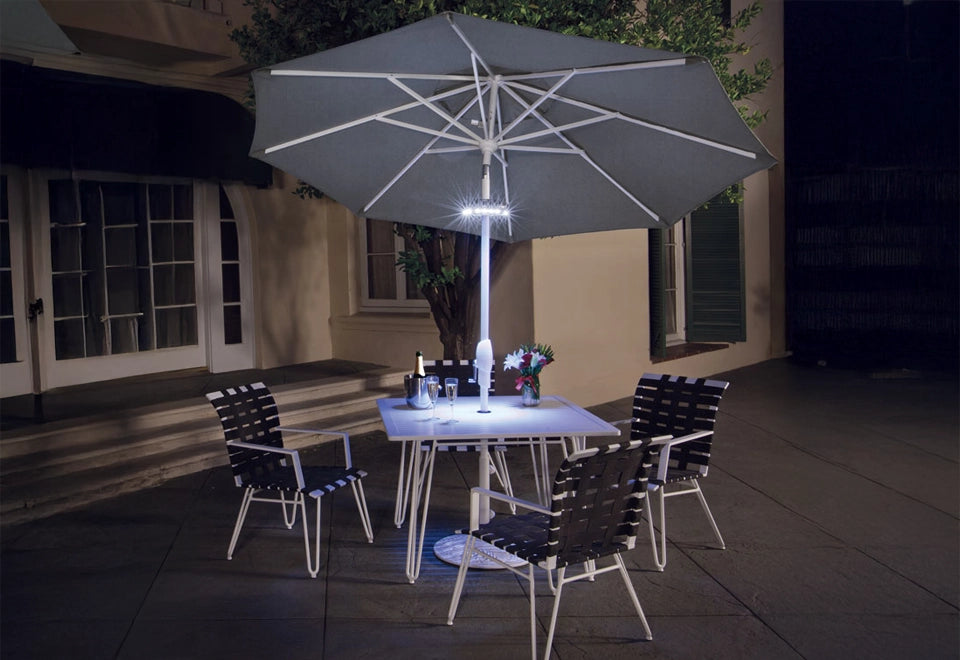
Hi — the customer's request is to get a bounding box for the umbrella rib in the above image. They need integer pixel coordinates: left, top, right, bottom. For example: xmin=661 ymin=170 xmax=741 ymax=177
xmin=376 ymin=117 xmax=477 ymax=145
xmin=506 ymin=80 xmax=759 ymax=160
xmin=497 ymin=82 xmax=661 ymax=223
xmin=270 ymin=69 xmax=477 ymax=82
xmin=262 ymin=80 xmax=480 ymax=155
xmin=388 ymin=77 xmax=483 ymax=143
xmin=498 ymin=71 xmax=575 ymax=141
xmin=364 ymin=95 xmax=483 ymax=214
xmin=500 ymin=57 xmax=688 ymax=82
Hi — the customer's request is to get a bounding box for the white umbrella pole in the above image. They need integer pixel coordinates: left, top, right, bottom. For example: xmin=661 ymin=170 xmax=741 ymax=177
xmin=475 ymin=148 xmax=494 ymax=414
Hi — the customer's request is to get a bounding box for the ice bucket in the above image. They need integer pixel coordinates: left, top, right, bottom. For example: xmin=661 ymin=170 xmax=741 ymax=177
xmin=404 ymin=374 xmax=431 ymax=409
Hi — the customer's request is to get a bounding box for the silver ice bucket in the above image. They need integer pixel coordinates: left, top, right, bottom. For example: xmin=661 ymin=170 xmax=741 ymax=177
xmin=404 ymin=374 xmax=431 ymax=409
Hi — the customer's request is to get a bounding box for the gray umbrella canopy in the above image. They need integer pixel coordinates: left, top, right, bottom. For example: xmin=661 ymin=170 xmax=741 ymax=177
xmin=249 ymin=12 xmax=775 ymax=244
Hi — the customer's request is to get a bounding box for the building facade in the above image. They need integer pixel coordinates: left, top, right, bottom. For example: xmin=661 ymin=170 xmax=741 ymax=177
xmin=0 ymin=0 xmax=785 ymax=407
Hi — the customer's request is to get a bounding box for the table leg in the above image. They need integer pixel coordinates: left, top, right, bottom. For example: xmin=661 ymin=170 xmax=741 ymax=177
xmin=478 ymin=439 xmax=491 ymax=524
xmin=406 ymin=439 xmax=437 ymax=583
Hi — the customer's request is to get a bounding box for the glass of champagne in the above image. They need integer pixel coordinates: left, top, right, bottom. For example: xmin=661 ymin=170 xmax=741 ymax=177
xmin=425 ymin=375 xmax=440 ymax=420
xmin=444 ymin=377 xmax=459 ymax=423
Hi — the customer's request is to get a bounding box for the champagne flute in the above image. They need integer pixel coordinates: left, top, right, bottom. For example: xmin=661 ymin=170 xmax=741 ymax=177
xmin=425 ymin=375 xmax=440 ymax=420
xmin=444 ymin=377 xmax=459 ymax=423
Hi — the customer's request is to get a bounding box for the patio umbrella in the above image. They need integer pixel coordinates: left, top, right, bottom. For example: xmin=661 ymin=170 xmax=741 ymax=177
xmin=249 ymin=11 xmax=776 ymax=411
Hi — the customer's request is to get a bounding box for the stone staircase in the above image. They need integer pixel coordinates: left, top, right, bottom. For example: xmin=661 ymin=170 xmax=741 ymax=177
xmin=0 ymin=369 xmax=406 ymax=526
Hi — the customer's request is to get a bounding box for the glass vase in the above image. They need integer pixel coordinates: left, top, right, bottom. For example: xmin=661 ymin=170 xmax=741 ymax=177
xmin=521 ymin=383 xmax=541 ymax=407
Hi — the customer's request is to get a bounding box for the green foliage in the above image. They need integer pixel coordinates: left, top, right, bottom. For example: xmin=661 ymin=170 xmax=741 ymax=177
xmin=628 ymin=0 xmax=773 ymax=129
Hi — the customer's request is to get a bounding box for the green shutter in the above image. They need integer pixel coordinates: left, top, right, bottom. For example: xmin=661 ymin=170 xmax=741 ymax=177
xmin=686 ymin=198 xmax=745 ymax=342
xmin=648 ymin=228 xmax=666 ymax=358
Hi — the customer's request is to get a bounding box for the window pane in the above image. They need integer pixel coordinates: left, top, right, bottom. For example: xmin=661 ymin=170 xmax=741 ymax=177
xmin=107 ymin=268 xmax=140 ymax=314
xmin=0 ymin=269 xmax=11 ymax=316
xmin=219 ymin=185 xmax=235 ymax=219
xmin=149 ymin=184 xmax=172 ymax=219
xmin=366 ymin=219 xmax=396 ymax=253
xmin=110 ymin=317 xmax=142 ymax=355
xmin=174 ymin=264 xmax=196 ymax=305
xmin=222 ymin=263 xmax=240 ymax=303
xmin=101 ymin=182 xmax=142 ymax=226
xmin=220 ymin=221 xmax=239 ymax=261
xmin=153 ymin=264 xmax=174 ymax=306
xmin=367 ymin=254 xmax=397 ymax=299
xmin=0 ymin=317 xmax=15 ymax=363
xmin=224 ymin=304 xmax=242 ymax=344
xmin=172 ymin=222 xmax=194 ymax=261
xmin=48 ymin=180 xmax=78 ymax=225
xmin=0 ymin=222 xmax=9 ymax=269
xmin=0 ymin=175 xmax=7 ymax=219
xmin=156 ymin=307 xmax=197 ymax=348
xmin=105 ymin=227 xmax=137 ymax=266
xmin=151 ymin=223 xmax=173 ymax=262
xmin=50 ymin=226 xmax=82 ymax=272
xmin=52 ymin=274 xmax=84 ymax=317
xmin=173 ymin=184 xmax=192 ymax=219
xmin=54 ymin=318 xmax=85 ymax=359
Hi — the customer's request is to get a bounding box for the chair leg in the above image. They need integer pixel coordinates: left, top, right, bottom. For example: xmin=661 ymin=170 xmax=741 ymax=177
xmin=691 ymin=481 xmax=726 ymax=549
xmin=351 ymin=480 xmax=375 ymax=543
xmin=614 ymin=553 xmax=653 ymax=640
xmin=300 ymin=493 xmax=321 ymax=579
xmin=281 ymin=491 xmax=301 ymax=528
xmin=227 ymin=488 xmax=255 ymax=560
xmin=648 ymin=486 xmax=667 ymax=571
xmin=447 ymin=534 xmax=476 ymax=624
xmin=543 ymin=566 xmax=564 ymax=660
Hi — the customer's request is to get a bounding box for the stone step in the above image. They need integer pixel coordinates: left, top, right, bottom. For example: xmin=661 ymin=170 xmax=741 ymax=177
xmin=0 ymin=371 xmax=405 ymax=526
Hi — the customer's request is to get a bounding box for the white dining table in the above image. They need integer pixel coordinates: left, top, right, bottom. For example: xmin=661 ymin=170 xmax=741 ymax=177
xmin=377 ymin=395 xmax=621 ymax=583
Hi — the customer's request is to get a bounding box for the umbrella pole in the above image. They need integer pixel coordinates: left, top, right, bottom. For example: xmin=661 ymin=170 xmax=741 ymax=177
xmin=476 ymin=145 xmax=494 ymax=414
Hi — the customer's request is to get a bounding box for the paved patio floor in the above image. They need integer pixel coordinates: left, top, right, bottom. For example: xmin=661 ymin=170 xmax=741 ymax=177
xmin=1 ymin=358 xmax=957 ymax=659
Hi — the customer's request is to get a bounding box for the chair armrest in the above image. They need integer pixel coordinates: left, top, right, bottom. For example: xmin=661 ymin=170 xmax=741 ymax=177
xmin=469 ymin=487 xmax=551 ymax=530
xmin=647 ymin=430 xmax=712 ymax=483
xmin=610 ymin=418 xmax=633 ymax=428
xmin=276 ymin=426 xmax=356 ymax=468
xmin=226 ymin=440 xmax=306 ymax=488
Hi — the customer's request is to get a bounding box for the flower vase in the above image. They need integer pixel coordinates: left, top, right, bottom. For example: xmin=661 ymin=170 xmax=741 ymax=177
xmin=521 ymin=383 xmax=541 ymax=407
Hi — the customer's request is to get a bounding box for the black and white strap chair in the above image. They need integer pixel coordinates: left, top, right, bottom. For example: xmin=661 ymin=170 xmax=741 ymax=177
xmin=615 ymin=373 xmax=729 ymax=571
xmin=205 ymin=382 xmax=374 ymax=578
xmin=447 ymin=438 xmax=664 ymax=660
xmin=393 ymin=359 xmax=515 ymax=527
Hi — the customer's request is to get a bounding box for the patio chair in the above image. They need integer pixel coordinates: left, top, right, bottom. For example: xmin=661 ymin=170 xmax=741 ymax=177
xmin=393 ymin=359 xmax=516 ymax=527
xmin=447 ymin=438 xmax=664 ymax=660
xmin=615 ymin=373 xmax=729 ymax=571
xmin=205 ymin=382 xmax=374 ymax=578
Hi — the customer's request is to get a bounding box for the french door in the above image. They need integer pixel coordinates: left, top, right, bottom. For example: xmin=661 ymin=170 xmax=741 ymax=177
xmin=1 ymin=170 xmax=254 ymax=395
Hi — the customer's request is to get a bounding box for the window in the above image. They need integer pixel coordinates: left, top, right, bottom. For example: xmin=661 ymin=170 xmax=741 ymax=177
xmin=48 ymin=178 xmax=198 ymax=360
xmin=361 ymin=218 xmax=426 ymax=310
xmin=650 ymin=194 xmax=745 ymax=358
xmin=219 ymin=185 xmax=242 ymax=344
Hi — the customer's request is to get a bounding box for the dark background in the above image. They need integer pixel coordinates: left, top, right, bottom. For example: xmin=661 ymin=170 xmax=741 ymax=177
xmin=783 ymin=0 xmax=958 ymax=371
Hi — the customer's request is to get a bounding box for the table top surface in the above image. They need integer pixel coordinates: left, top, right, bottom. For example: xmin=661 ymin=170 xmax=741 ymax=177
xmin=376 ymin=395 xmax=621 ymax=442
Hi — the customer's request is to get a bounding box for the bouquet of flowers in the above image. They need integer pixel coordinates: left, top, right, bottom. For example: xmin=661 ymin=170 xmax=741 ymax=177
xmin=503 ymin=343 xmax=555 ymax=398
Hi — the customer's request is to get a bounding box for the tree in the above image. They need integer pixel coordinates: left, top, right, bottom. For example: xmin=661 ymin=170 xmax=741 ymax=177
xmin=230 ymin=0 xmax=771 ymax=358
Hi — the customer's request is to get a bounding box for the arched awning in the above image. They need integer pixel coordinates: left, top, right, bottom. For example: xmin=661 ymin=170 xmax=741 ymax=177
xmin=0 ymin=60 xmax=272 ymax=186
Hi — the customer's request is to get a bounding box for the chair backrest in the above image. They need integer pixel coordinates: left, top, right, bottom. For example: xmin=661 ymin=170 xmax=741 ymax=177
xmin=631 ymin=373 xmax=729 ymax=476
xmin=205 ymin=382 xmax=285 ymax=486
xmin=547 ymin=439 xmax=653 ymax=567
xmin=424 ymin=359 xmax=494 ymax=397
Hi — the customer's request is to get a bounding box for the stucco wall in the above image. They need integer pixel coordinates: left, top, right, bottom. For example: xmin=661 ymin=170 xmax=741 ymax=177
xmin=248 ymin=172 xmax=334 ymax=369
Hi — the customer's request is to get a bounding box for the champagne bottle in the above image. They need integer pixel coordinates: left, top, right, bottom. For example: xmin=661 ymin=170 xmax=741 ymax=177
xmin=413 ymin=351 xmax=426 ymax=378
